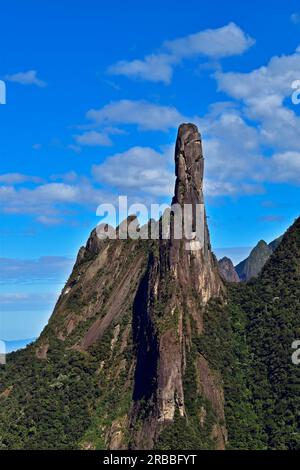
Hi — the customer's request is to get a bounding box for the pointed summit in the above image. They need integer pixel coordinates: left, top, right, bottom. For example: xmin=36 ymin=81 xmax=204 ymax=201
xmin=173 ymin=123 xmax=204 ymax=209
xmin=0 ymin=123 xmax=226 ymax=451
xmin=169 ymin=123 xmax=211 ymax=265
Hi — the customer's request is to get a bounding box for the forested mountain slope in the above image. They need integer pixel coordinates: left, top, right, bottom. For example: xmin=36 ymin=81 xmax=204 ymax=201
xmin=0 ymin=124 xmax=299 ymax=450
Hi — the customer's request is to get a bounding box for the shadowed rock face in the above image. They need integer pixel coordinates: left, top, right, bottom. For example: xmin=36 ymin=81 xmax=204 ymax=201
xmin=218 ymin=257 xmax=240 ymax=283
xmin=129 ymin=123 xmax=225 ymax=449
xmin=173 ymin=124 xmax=204 ymax=211
xmin=34 ymin=123 xmax=226 ymax=450
xmin=170 ymin=123 xmax=207 ymax=264
xmin=169 ymin=123 xmax=223 ymax=300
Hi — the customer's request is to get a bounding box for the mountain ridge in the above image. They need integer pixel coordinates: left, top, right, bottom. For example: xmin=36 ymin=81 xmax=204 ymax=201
xmin=0 ymin=124 xmax=299 ymax=450
xmin=235 ymin=235 xmax=283 ymax=281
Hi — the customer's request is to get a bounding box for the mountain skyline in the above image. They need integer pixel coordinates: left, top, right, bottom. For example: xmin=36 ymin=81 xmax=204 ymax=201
xmin=1 ymin=0 xmax=300 ymax=345
xmin=1 ymin=123 xmax=299 ymax=450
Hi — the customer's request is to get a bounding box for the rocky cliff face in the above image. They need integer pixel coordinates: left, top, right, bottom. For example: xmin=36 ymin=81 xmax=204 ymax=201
xmin=37 ymin=123 xmax=225 ymax=449
xmin=218 ymin=257 xmax=240 ymax=283
xmin=0 ymin=123 xmax=227 ymax=450
xmin=128 ymin=123 xmax=225 ymax=449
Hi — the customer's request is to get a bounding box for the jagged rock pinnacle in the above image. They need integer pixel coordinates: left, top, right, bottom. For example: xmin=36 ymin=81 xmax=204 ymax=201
xmin=170 ymin=123 xmax=209 ymax=264
xmin=173 ymin=123 xmax=204 ymax=208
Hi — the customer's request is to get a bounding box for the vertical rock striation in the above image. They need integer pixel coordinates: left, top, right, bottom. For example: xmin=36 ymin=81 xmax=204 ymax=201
xmin=129 ymin=123 xmax=225 ymax=449
xmin=218 ymin=257 xmax=240 ymax=283
xmin=32 ymin=123 xmax=226 ymax=450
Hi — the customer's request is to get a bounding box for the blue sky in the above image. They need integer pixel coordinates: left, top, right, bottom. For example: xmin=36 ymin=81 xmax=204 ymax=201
xmin=0 ymin=0 xmax=300 ymax=343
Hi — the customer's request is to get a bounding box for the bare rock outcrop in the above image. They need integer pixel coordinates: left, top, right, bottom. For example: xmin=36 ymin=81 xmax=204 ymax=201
xmin=129 ymin=123 xmax=226 ymax=449
xmin=35 ymin=123 xmax=226 ymax=450
xmin=218 ymin=257 xmax=240 ymax=283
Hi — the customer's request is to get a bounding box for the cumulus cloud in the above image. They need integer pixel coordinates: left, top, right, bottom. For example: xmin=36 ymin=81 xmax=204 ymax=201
xmin=86 ymin=99 xmax=186 ymax=131
xmin=0 ymin=181 xmax=111 ymax=219
xmin=199 ymin=109 xmax=261 ymax=180
xmin=73 ymin=127 xmax=126 ymax=148
xmin=109 ymin=23 xmax=254 ymax=83
xmin=4 ymin=70 xmax=47 ymax=87
xmin=109 ymin=54 xmax=175 ymax=84
xmin=50 ymin=171 xmax=78 ymax=183
xmin=191 ymin=45 xmax=300 ymax=193
xmin=199 ymin=104 xmax=300 ymax=193
xmin=215 ymin=46 xmax=300 ymax=151
xmin=163 ymin=22 xmax=254 ymax=59
xmin=3 ymin=43 xmax=300 ymax=222
xmin=0 ymin=173 xmax=42 ymax=184
xmin=268 ymin=151 xmax=300 ymax=184
xmin=74 ymin=130 xmax=112 ymax=147
xmin=92 ymin=146 xmax=174 ymax=197
xmin=215 ymin=48 xmax=300 ymax=104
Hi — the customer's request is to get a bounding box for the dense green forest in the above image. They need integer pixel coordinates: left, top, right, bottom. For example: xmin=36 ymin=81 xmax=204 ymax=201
xmin=0 ymin=217 xmax=299 ymax=449
xmin=202 ymin=216 xmax=300 ymax=449
xmin=151 ymin=217 xmax=300 ymax=450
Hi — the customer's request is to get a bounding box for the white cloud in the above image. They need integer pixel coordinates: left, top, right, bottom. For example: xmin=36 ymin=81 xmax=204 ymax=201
xmin=73 ymin=127 xmax=127 ymax=148
xmin=0 ymin=173 xmax=42 ymax=184
xmin=215 ymin=48 xmax=300 ymax=102
xmin=3 ymin=43 xmax=300 ymax=223
xmin=202 ymin=46 xmax=300 ymax=190
xmin=74 ymin=130 xmax=112 ymax=147
xmin=0 ymin=181 xmax=110 ymax=219
xmin=5 ymin=70 xmax=46 ymax=87
xmin=108 ymin=23 xmax=254 ymax=83
xmin=109 ymin=54 xmax=174 ymax=84
xmin=50 ymin=171 xmax=78 ymax=183
xmin=163 ymin=22 xmax=255 ymax=59
xmin=190 ymin=104 xmax=266 ymax=197
xmin=86 ymin=99 xmax=186 ymax=131
xmin=198 ymin=100 xmax=300 ymax=193
xmin=92 ymin=146 xmax=174 ymax=197
xmin=268 ymin=151 xmax=300 ymax=184
xmin=215 ymin=46 xmax=300 ymax=151
xmin=36 ymin=215 xmax=63 ymax=226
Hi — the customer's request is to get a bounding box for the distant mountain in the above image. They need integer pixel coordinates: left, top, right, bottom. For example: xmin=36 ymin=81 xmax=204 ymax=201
xmin=235 ymin=236 xmax=283 ymax=281
xmin=218 ymin=257 xmax=240 ymax=282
